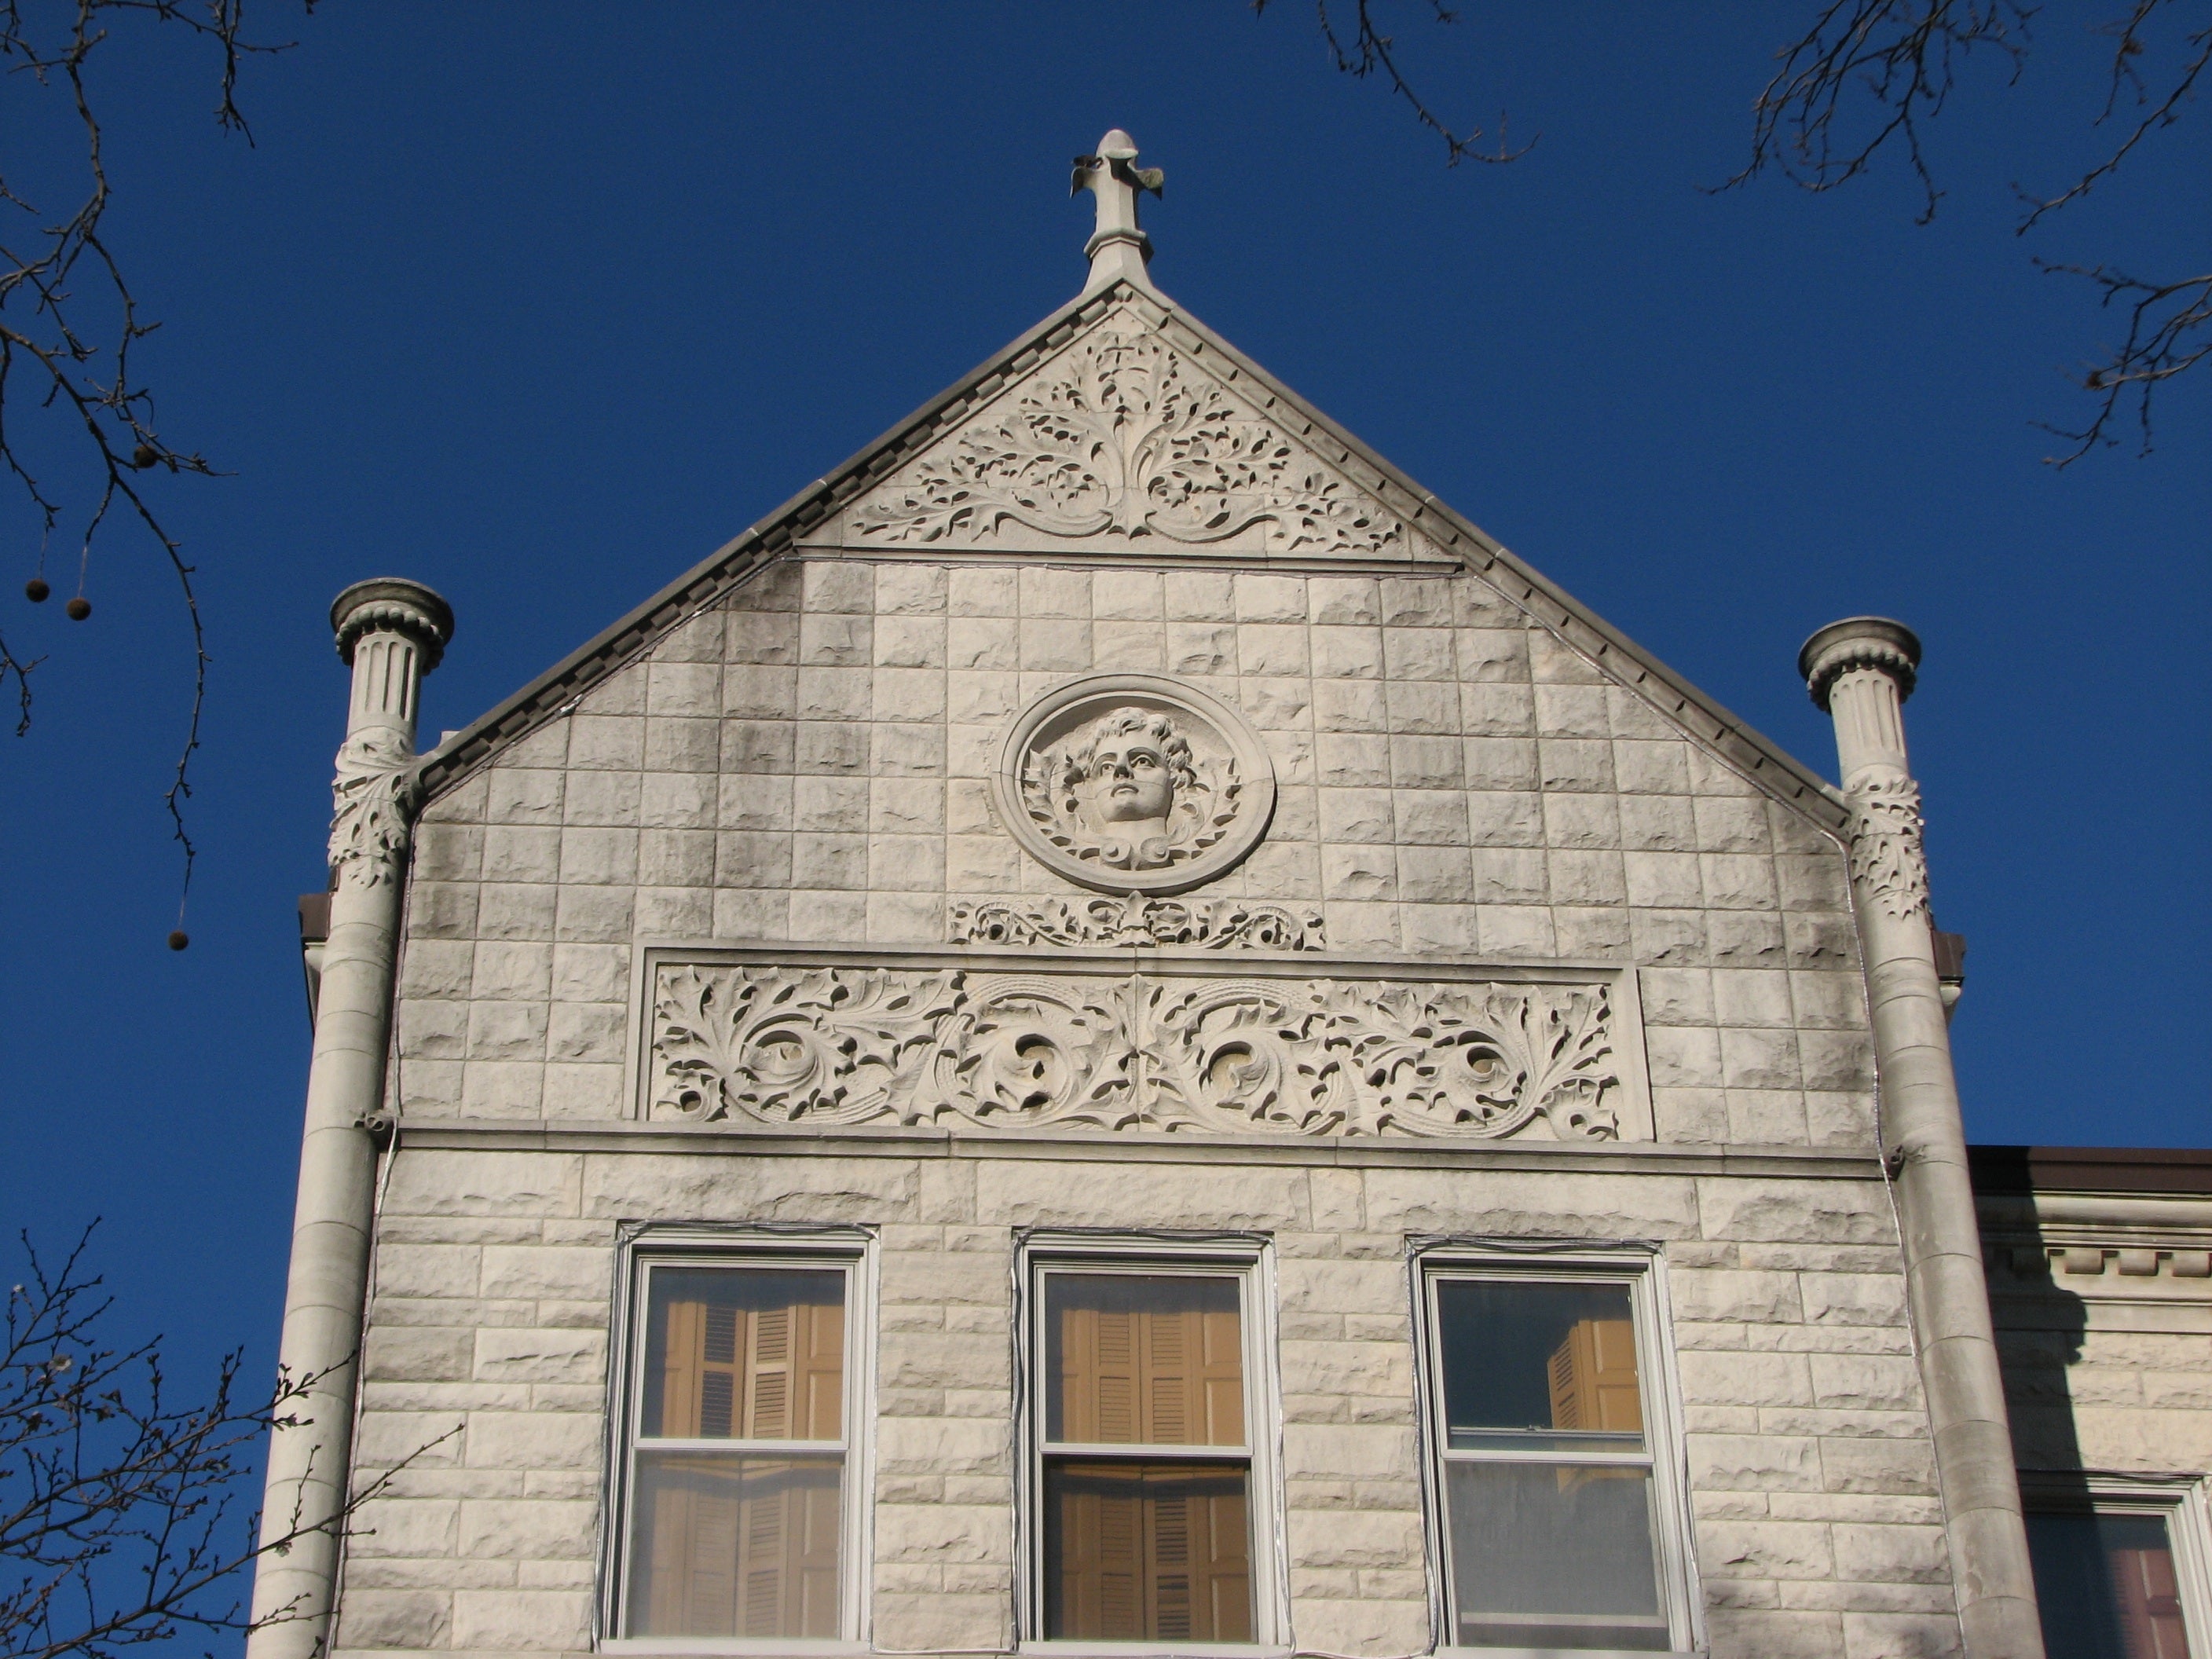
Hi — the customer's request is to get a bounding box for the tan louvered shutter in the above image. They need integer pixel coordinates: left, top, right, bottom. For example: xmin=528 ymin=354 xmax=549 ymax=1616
xmin=1059 ymin=1292 xmax=1244 ymax=1447
xmin=1055 ymin=1467 xmax=1146 ymax=1639
xmin=1547 ymin=1319 xmax=1643 ymax=1436
xmin=643 ymin=1287 xmax=844 ymax=1638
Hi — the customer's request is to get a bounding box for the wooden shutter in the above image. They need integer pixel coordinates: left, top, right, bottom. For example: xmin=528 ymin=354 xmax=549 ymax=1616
xmin=1050 ymin=1464 xmax=1251 ymax=1643
xmin=2111 ymin=1533 xmax=2192 ymax=1659
xmin=639 ymin=1457 xmax=841 ymax=1639
xmin=632 ymin=1274 xmax=845 ymax=1639
xmin=1056 ymin=1282 xmax=1244 ymax=1446
xmin=656 ymin=1290 xmax=844 ymax=1442
xmin=1546 ymin=1318 xmax=1643 ymax=1437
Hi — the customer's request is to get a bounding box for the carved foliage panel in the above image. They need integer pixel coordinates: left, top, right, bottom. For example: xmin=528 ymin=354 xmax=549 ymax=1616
xmin=833 ymin=308 xmax=1412 ymax=558
xmin=642 ymin=949 xmax=1650 ymax=1144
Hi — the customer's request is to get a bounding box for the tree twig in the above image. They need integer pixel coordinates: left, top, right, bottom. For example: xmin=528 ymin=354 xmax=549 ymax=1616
xmin=1714 ymin=0 xmax=2031 ymax=225
xmin=1255 ymin=0 xmax=1533 ymax=164
xmin=0 ymin=0 xmax=296 ymax=916
xmin=1 ymin=1225 xmax=456 ymax=1659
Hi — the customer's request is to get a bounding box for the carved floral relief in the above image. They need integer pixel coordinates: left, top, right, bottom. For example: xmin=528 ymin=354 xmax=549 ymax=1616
xmin=950 ymin=895 xmax=1324 ymax=951
xmin=1846 ymin=773 xmax=1931 ymax=921
xmin=648 ymin=960 xmax=1629 ymax=1141
xmin=849 ymin=327 xmax=1401 ymax=556
xmin=328 ymin=729 xmax=422 ymax=882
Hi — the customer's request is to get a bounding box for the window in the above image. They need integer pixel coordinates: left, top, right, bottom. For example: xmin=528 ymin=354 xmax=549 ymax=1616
xmin=2024 ymin=1479 xmax=2212 ymax=1659
xmin=1023 ymin=1241 xmax=1277 ymax=1648
xmin=1418 ymin=1254 xmax=1694 ymax=1654
xmin=610 ymin=1243 xmax=866 ymax=1648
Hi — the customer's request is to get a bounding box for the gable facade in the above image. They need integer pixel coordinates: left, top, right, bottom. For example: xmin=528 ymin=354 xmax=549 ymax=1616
xmin=247 ymin=141 xmax=2144 ymax=1659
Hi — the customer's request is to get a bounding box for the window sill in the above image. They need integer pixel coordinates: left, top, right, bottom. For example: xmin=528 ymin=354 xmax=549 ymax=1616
xmin=1017 ymin=1645 xmax=1289 ymax=1658
xmin=1437 ymin=1646 xmax=1704 ymax=1659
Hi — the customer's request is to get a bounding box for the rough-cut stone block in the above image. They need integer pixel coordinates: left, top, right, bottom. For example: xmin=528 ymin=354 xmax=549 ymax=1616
xmin=448 ymin=1588 xmax=592 ymax=1650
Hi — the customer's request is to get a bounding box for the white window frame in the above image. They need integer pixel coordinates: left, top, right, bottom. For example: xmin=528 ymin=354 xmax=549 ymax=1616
xmin=2020 ymin=1471 xmax=2212 ymax=1653
xmin=600 ymin=1225 xmax=877 ymax=1656
xmin=1411 ymin=1243 xmax=1701 ymax=1659
xmin=1014 ymin=1229 xmax=1288 ymax=1657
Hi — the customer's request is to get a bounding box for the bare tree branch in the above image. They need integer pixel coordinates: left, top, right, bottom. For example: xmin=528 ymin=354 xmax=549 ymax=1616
xmin=0 ymin=1 xmax=302 ymax=925
xmin=1 ymin=1226 xmax=456 ymax=1659
xmin=2035 ymin=262 xmax=2212 ymax=463
xmin=1715 ymin=0 xmax=2032 ymax=225
xmin=1254 ymin=0 xmax=1533 ymax=165
xmin=2015 ymin=0 xmax=2210 ymax=230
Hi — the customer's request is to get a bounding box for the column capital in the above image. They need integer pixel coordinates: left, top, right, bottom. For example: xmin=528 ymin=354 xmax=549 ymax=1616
xmin=1799 ymin=615 xmax=1920 ymax=711
xmin=331 ymin=577 xmax=454 ymax=672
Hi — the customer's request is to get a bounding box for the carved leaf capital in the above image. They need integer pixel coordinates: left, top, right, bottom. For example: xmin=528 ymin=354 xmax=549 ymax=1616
xmin=328 ymin=730 xmax=423 ymax=882
xmin=1846 ymin=773 xmax=1930 ymax=921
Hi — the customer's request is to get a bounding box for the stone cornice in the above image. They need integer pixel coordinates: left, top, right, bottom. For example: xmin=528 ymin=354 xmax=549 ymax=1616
xmin=410 ymin=280 xmax=1849 ymax=834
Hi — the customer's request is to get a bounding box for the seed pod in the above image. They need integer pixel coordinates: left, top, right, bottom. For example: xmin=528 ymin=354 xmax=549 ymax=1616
xmin=167 ymin=930 xmax=190 ymax=951
xmin=132 ymin=445 xmax=159 ymax=469
xmin=24 ymin=577 xmax=49 ymax=602
xmin=65 ymin=596 xmax=90 ymax=621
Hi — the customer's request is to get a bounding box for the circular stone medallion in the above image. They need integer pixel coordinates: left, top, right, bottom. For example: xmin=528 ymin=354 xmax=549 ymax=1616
xmin=992 ymin=673 xmax=1276 ymax=895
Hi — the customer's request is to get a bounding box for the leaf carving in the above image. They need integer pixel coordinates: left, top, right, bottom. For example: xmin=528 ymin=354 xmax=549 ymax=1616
xmin=853 ymin=329 xmax=1401 ymax=555
xmin=647 ymin=963 xmax=1625 ymax=1141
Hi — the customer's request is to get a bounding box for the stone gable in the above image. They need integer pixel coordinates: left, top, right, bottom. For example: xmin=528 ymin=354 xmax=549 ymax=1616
xmin=402 ymin=548 xmax=1870 ymax=1149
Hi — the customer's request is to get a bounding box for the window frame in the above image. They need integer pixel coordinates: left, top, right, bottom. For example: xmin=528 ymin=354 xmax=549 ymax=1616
xmin=1409 ymin=1243 xmax=1701 ymax=1658
xmin=2020 ymin=1471 xmax=2212 ymax=1655
xmin=600 ymin=1225 xmax=877 ymax=1656
xmin=1014 ymin=1229 xmax=1287 ymax=1656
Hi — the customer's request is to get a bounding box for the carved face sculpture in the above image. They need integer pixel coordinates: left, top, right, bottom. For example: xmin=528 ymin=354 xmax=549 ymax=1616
xmin=1056 ymin=709 xmax=1197 ymax=866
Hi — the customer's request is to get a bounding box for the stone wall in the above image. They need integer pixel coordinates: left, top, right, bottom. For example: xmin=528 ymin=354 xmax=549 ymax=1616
xmin=333 ymin=1141 xmax=1955 ymax=1659
xmin=397 ymin=557 xmax=1872 ymax=1151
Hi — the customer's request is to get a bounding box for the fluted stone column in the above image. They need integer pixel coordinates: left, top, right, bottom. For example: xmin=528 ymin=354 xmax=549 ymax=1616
xmin=247 ymin=579 xmax=452 ymax=1659
xmin=1800 ymin=618 xmax=2044 ymax=1659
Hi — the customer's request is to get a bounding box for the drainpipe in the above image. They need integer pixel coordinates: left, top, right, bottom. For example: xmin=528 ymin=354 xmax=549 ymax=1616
xmin=247 ymin=579 xmax=452 ymax=1659
xmin=1800 ymin=618 xmax=2044 ymax=1658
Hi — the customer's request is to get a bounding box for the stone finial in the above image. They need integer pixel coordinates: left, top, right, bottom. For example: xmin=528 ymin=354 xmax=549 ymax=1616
xmin=1799 ymin=615 xmax=1920 ymax=711
xmin=1072 ymin=129 xmax=1163 ymax=293
xmin=331 ymin=577 xmax=455 ymax=672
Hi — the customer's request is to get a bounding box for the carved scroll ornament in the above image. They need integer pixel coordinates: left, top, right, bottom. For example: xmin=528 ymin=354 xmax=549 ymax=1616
xmin=1846 ymin=773 xmax=1930 ymax=921
xmin=950 ymin=895 xmax=1324 ymax=951
xmin=649 ymin=961 xmax=1624 ymax=1141
xmin=328 ymin=729 xmax=423 ymax=882
xmin=851 ymin=328 xmax=1400 ymax=556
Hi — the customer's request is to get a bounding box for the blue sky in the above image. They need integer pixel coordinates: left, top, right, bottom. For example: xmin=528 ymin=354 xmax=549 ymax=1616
xmin=2 ymin=5 xmax=2205 ymax=1382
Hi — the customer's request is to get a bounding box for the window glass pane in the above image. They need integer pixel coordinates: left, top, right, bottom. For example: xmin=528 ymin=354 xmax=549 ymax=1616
xmin=1045 ymin=1273 xmax=1243 ymax=1447
xmin=1043 ymin=1459 xmax=1253 ymax=1643
xmin=627 ymin=1452 xmax=843 ymax=1639
xmin=1445 ymin=1462 xmax=1668 ymax=1651
xmin=641 ymin=1267 xmax=844 ymax=1441
xmin=2028 ymin=1510 xmax=2195 ymax=1659
xmin=1436 ymin=1279 xmax=1643 ymax=1452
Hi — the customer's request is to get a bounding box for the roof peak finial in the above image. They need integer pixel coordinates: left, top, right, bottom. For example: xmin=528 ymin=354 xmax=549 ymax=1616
xmin=1071 ymin=129 xmax=1163 ymax=295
